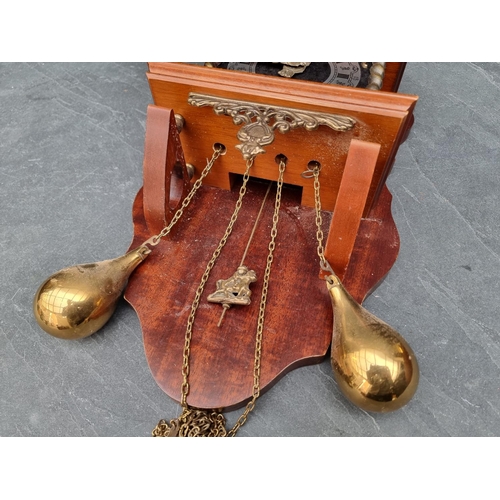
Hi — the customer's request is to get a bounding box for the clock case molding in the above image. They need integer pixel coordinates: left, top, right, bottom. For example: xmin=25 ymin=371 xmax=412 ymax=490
xmin=124 ymin=62 xmax=418 ymax=410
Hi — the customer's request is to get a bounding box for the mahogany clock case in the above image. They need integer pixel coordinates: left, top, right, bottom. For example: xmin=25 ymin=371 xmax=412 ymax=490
xmin=125 ymin=62 xmax=417 ymax=411
xmin=2 ymin=62 xmax=500 ymax=437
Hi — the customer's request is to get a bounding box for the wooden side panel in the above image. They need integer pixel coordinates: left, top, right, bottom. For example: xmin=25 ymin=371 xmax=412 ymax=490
xmin=123 ymin=64 xmax=414 ymax=410
xmin=142 ymin=106 xmax=190 ymax=234
xmin=145 ymin=63 xmax=417 ymax=216
xmin=325 ymin=139 xmax=381 ymax=279
xmin=382 ymin=62 xmax=407 ymax=92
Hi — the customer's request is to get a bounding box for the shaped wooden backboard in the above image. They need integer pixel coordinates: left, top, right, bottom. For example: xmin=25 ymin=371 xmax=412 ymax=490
xmin=124 ymin=64 xmax=418 ymax=410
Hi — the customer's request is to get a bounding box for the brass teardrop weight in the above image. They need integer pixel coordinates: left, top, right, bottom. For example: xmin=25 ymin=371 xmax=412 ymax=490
xmin=326 ymin=274 xmax=419 ymax=412
xmin=33 ymin=246 xmax=150 ymax=339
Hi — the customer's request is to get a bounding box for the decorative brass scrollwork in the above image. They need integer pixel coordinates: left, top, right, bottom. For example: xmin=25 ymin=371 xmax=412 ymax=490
xmin=188 ymin=92 xmax=356 ymax=160
xmin=275 ymin=62 xmax=311 ymax=78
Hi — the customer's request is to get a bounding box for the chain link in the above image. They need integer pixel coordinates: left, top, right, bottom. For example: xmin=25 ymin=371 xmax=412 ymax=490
xmin=227 ymin=157 xmax=286 ymax=437
xmin=151 ymin=156 xmax=332 ymax=436
xmin=312 ymin=165 xmax=333 ymax=272
xmin=180 ymin=158 xmax=254 ymax=407
xmin=154 ymin=157 xmax=287 ymax=437
xmin=152 ymin=408 xmax=227 ymax=437
xmin=142 ymin=144 xmax=225 ymax=248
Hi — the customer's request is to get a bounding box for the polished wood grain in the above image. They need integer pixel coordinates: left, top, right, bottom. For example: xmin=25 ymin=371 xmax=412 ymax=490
xmin=142 ymin=105 xmax=191 ymax=234
xmin=123 ymin=65 xmax=414 ymax=410
xmin=125 ymin=179 xmax=399 ymax=410
xmin=124 ymin=117 xmax=401 ymax=410
xmin=146 ymin=63 xmax=417 ymax=216
xmin=325 ymin=139 xmax=380 ymax=279
xmin=382 ymin=63 xmax=407 ymax=92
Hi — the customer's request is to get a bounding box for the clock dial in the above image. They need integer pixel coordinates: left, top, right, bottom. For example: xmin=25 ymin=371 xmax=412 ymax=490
xmin=209 ymin=62 xmax=374 ymax=88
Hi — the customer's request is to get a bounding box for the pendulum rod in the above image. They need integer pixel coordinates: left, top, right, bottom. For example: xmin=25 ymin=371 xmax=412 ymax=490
xmin=153 ymin=156 xmax=287 ymax=437
xmin=213 ymin=180 xmax=273 ymax=327
xmin=239 ymin=181 xmax=272 ymax=267
xmin=180 ymin=157 xmax=255 ymax=409
xmin=227 ymin=157 xmax=286 ymax=437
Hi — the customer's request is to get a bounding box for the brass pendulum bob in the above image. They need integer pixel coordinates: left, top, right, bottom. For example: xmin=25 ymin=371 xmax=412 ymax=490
xmin=33 ymin=144 xmax=227 ymax=341
xmin=33 ymin=245 xmax=150 ymax=340
xmin=307 ymin=159 xmax=419 ymax=412
xmin=326 ymin=273 xmax=419 ymax=412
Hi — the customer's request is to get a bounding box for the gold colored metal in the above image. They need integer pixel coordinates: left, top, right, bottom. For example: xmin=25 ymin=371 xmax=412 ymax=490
xmin=33 ymin=246 xmax=150 ymax=339
xmin=152 ymin=408 xmax=227 ymax=437
xmin=212 ymin=269 xmax=252 ymax=301
xmin=238 ymin=180 xmax=272 ymax=267
xmin=326 ymin=275 xmax=419 ymax=412
xmin=174 ymin=113 xmax=185 ymax=133
xmin=188 ymin=92 xmax=356 ymax=160
xmin=185 ymin=163 xmax=195 ymax=180
xmin=208 ymin=266 xmax=257 ymax=325
xmin=144 ymin=143 xmax=226 ymax=248
xmin=229 ymin=157 xmax=286 ymax=435
xmin=178 ymin=157 xmax=255 ymax=413
xmin=208 ymin=180 xmax=272 ymax=327
xmin=276 ymin=62 xmax=311 ymax=78
xmin=310 ymin=162 xmax=419 ymax=412
xmin=34 ymin=144 xmax=226 ymax=339
xmin=154 ymin=156 xmax=288 ymax=437
xmin=367 ymin=62 xmax=386 ymax=90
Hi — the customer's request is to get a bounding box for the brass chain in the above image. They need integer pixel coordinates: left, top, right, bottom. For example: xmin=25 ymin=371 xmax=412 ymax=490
xmin=227 ymin=156 xmax=286 ymax=437
xmin=152 ymin=155 xmax=253 ymax=437
xmin=311 ymin=164 xmax=333 ymax=273
xmin=180 ymin=158 xmax=254 ymax=407
xmin=152 ymin=409 xmax=227 ymax=437
xmin=153 ymin=156 xmax=287 ymax=437
xmin=142 ymin=144 xmax=225 ymax=249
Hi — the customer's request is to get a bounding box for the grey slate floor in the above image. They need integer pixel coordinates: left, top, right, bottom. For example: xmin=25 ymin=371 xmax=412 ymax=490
xmin=1 ymin=62 xmax=500 ymax=437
